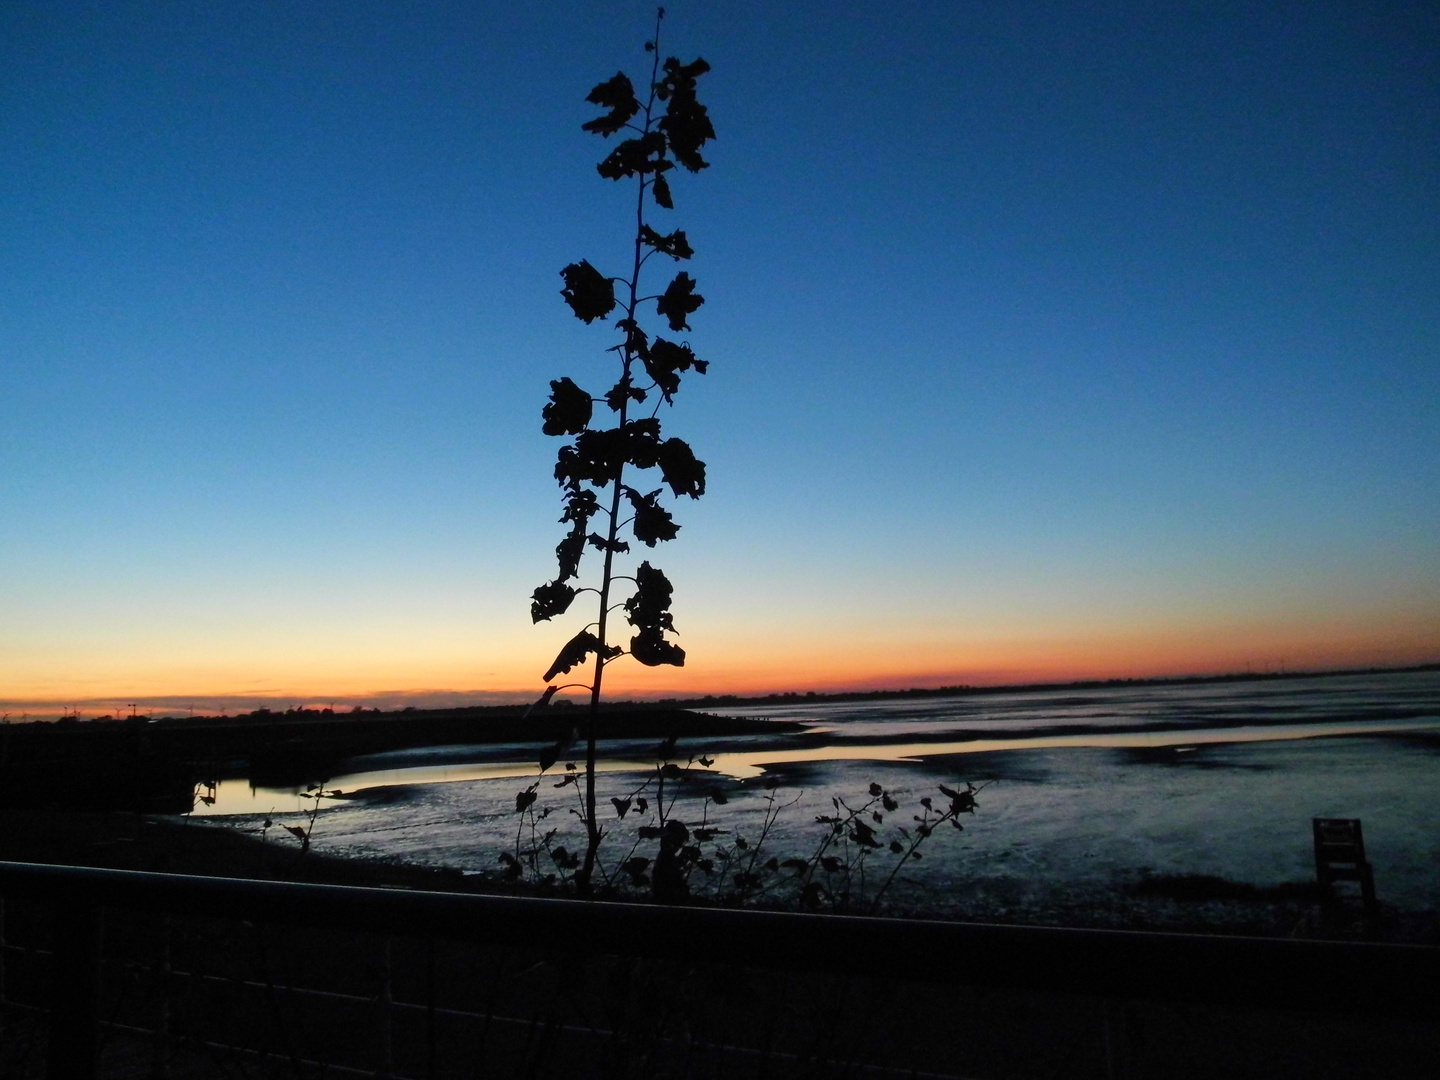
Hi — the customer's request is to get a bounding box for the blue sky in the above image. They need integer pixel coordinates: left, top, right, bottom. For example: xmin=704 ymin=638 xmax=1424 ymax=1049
xmin=2 ymin=1 xmax=1437 ymax=712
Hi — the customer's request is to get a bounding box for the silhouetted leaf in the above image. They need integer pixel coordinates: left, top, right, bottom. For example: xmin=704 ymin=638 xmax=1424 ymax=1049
xmin=656 ymin=437 xmax=706 ymax=498
xmin=850 ymin=820 xmax=881 ymax=848
xmin=551 ymin=496 xmax=594 ymax=577
xmin=560 ymin=487 xmax=599 ymax=525
xmin=638 ymin=826 xmax=663 ymax=839
xmin=940 ymin=783 xmax=977 ymax=812
xmin=652 ymin=172 xmax=673 ymax=208
xmin=516 ymin=789 xmax=538 ymax=814
xmin=612 ymin=797 xmax=632 ymax=818
xmin=820 ymin=856 xmax=843 ymax=873
xmin=560 ymin=260 xmax=616 ymax=323
xmin=708 ymin=787 xmax=728 ymax=805
xmin=597 ymin=131 xmax=668 ymax=180
xmin=613 ymin=316 xmax=650 ymax=362
xmin=626 ymin=561 xmax=675 ymax=632
xmin=582 ymin=72 xmax=640 ymax=136
xmin=543 ymin=631 xmax=621 ymax=682
xmin=640 ymin=338 xmax=705 ymax=402
xmin=624 ymin=486 xmax=678 ymax=546
xmin=656 ymin=272 xmax=703 ymax=331
xmin=523 ymin=685 xmax=561 ymax=718
xmin=542 ymin=377 xmax=592 ymax=437
xmin=604 ymin=379 xmax=646 ymax=412
xmin=586 ymin=532 xmax=630 ymax=554
xmin=531 ymin=581 xmax=577 ymax=623
xmin=889 ymin=840 xmax=904 ymax=854
xmin=557 ymin=419 xmax=664 ymax=489
xmin=628 ymin=565 xmax=688 ymax=670
xmin=882 ymin=794 xmax=898 ymax=812
xmin=554 ymin=524 xmax=585 ymax=582
xmin=698 ymin=754 xmax=714 ymax=767
xmin=781 ymin=858 xmax=809 ymax=872
xmin=868 ymin=782 xmax=883 ymax=797
xmin=657 ymin=57 xmax=714 ymax=172
xmin=640 ymin=224 xmax=694 ymax=260
xmin=636 ymin=797 xmax=649 ymax=813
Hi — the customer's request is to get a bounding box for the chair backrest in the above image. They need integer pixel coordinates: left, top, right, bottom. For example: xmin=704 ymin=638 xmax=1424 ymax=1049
xmin=1313 ymin=817 xmax=1367 ymax=868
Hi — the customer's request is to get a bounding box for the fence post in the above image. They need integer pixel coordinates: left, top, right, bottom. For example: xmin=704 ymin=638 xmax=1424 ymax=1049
xmin=151 ymin=914 xmax=171 ymax=1079
xmin=377 ymin=936 xmax=394 ymax=1080
xmin=48 ymin=898 xmax=100 ymax=1080
xmin=427 ymin=935 xmax=437 ymax=1080
xmin=1102 ymin=998 xmax=1135 ymax=1080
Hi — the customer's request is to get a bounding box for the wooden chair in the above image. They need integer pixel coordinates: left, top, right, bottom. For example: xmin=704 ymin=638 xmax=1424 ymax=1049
xmin=1312 ymin=817 xmax=1379 ymax=934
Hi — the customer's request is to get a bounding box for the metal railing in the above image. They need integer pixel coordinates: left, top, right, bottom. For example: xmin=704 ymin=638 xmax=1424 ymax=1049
xmin=1 ymin=859 xmax=1437 ymax=1079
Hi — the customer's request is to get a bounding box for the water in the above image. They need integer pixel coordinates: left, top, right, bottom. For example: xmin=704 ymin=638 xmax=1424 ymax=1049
xmin=193 ymin=670 xmax=1440 ymax=913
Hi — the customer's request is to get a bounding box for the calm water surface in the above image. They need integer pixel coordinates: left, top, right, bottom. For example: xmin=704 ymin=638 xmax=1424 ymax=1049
xmin=193 ymin=671 xmax=1440 ymax=912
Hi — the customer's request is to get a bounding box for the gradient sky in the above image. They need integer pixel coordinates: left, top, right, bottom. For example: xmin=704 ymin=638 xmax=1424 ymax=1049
xmin=2 ymin=1 xmax=1437 ymax=714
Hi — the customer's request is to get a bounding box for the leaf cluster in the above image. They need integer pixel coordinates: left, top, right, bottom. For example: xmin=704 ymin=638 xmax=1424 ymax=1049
xmin=578 ymin=49 xmax=713 ymax=210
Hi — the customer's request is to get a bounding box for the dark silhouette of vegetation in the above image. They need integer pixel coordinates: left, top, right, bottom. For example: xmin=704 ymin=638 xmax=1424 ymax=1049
xmin=528 ymin=8 xmax=716 ymax=895
xmin=502 ymin=727 xmax=988 ymax=913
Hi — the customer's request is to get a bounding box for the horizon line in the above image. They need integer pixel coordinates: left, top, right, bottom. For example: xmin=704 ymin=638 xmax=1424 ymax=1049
xmin=4 ymin=660 xmax=1436 ymax=721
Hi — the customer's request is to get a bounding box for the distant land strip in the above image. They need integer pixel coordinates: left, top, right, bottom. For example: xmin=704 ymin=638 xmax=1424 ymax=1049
xmin=634 ymin=662 xmax=1440 ymax=712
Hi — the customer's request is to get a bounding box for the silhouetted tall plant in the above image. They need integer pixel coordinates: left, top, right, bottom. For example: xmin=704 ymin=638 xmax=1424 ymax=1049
xmin=530 ymin=9 xmax=714 ymax=895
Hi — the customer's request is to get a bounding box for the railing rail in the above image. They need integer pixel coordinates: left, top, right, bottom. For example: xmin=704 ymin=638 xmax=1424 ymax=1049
xmin=2 ymin=859 xmax=1436 ymax=1016
xmin=2 ymin=859 xmax=1437 ymax=1079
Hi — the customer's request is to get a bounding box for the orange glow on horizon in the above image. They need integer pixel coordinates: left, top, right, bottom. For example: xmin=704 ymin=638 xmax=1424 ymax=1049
xmin=4 ymin=615 xmax=1435 ymax=718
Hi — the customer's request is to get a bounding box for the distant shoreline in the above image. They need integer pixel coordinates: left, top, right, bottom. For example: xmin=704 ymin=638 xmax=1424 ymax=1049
xmin=644 ymin=661 xmax=1440 ymax=712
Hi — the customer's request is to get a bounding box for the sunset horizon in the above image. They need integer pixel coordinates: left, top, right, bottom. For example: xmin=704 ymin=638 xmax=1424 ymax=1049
xmin=6 ymin=642 xmax=1436 ymax=721
xmin=4 ymin=2 xmax=1437 ymax=727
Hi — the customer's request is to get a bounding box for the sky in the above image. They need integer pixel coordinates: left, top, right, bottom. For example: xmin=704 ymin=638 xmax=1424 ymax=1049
xmin=2 ymin=1 xmax=1437 ymax=715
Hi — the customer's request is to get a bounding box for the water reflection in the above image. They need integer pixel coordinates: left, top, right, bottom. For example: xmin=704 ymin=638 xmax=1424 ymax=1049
xmin=191 ymin=713 xmax=1440 ymax=818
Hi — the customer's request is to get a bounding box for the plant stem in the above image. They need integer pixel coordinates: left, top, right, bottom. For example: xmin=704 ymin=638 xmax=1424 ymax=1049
xmin=576 ymin=23 xmax=665 ymax=897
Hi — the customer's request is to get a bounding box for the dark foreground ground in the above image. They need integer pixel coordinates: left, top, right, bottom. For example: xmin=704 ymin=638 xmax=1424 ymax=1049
xmin=2 ymin=811 xmax=1437 ymax=1079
